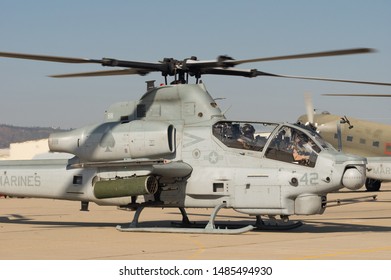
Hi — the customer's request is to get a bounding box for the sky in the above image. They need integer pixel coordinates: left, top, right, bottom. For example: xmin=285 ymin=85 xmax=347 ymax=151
xmin=0 ymin=0 xmax=390 ymax=129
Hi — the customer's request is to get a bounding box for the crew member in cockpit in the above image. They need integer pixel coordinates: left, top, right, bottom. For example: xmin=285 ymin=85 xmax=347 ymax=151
xmin=290 ymin=133 xmax=310 ymax=162
xmin=238 ymin=123 xmax=256 ymax=149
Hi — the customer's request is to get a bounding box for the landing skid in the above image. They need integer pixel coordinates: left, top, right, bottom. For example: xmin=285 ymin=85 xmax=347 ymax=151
xmin=116 ymin=203 xmax=254 ymax=234
xmin=171 ymin=214 xmax=303 ymax=231
xmin=116 ymin=224 xmax=254 ymax=234
xmin=116 ymin=204 xmax=302 ymax=234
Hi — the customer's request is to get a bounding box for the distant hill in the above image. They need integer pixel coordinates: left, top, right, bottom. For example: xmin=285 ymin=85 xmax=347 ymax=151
xmin=0 ymin=124 xmax=69 ymax=149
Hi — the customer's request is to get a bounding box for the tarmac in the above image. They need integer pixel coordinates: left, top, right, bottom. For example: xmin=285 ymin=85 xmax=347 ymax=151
xmin=1 ymin=183 xmax=391 ymax=260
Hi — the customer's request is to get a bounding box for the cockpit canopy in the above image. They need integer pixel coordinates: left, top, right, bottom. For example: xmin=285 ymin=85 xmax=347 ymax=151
xmin=212 ymin=121 xmax=277 ymax=151
xmin=213 ymin=121 xmax=330 ymax=167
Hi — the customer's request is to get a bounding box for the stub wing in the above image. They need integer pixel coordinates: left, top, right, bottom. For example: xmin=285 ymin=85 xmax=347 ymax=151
xmin=67 ymin=158 xmax=193 ymax=179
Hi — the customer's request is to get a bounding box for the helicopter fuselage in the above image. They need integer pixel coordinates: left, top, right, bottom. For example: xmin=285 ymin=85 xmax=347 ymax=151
xmin=0 ymin=84 xmax=366 ymax=219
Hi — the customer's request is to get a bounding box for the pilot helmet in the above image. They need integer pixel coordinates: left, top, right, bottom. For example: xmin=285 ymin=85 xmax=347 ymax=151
xmin=242 ymin=123 xmax=255 ymax=136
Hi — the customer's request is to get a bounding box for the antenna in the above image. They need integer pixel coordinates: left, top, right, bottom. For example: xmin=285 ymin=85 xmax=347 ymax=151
xmin=146 ymin=80 xmax=156 ymax=90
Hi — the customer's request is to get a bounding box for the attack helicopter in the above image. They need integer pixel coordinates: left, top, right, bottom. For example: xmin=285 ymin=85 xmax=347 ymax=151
xmin=0 ymin=48 xmax=390 ymax=234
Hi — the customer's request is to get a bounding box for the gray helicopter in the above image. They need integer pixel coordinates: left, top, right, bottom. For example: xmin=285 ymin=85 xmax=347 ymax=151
xmin=0 ymin=48 xmax=389 ymax=234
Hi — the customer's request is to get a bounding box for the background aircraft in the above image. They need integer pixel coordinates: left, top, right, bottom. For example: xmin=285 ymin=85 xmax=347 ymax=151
xmin=298 ymin=94 xmax=391 ymax=191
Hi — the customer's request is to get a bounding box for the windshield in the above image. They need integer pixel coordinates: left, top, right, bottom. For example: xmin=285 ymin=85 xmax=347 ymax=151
xmin=265 ymin=125 xmax=321 ymax=167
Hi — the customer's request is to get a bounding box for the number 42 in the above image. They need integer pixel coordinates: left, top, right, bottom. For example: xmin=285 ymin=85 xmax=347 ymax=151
xmin=300 ymin=173 xmax=319 ymax=185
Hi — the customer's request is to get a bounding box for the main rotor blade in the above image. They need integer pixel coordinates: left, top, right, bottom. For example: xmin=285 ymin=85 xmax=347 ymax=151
xmin=323 ymin=93 xmax=391 ymax=97
xmin=0 ymin=51 xmax=100 ymax=63
xmin=0 ymin=51 xmax=166 ymax=72
xmin=185 ymin=59 xmax=220 ymax=69
xmin=253 ymin=70 xmax=391 ymax=86
xmin=200 ymin=67 xmax=257 ymax=77
xmin=185 ymin=48 xmax=374 ymax=69
xmin=49 ymin=69 xmax=151 ymax=78
xmin=200 ymin=67 xmax=391 ymax=86
xmin=228 ymin=48 xmax=375 ymax=66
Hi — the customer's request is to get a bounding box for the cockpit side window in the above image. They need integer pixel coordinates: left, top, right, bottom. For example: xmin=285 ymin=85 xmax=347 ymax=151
xmin=213 ymin=121 xmax=278 ymax=152
xmin=265 ymin=126 xmax=320 ymax=167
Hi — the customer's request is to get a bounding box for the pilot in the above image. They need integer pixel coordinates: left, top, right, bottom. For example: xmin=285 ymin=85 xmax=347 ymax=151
xmin=290 ymin=133 xmax=310 ymax=162
xmin=238 ymin=123 xmax=256 ymax=149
